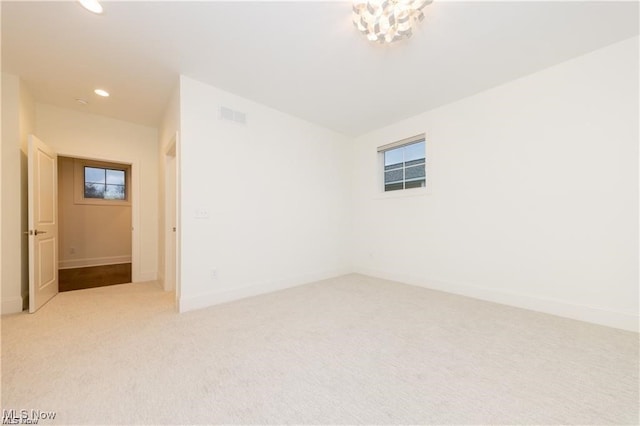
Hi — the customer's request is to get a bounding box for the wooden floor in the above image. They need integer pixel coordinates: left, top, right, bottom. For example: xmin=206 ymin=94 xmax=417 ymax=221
xmin=59 ymin=263 xmax=132 ymax=292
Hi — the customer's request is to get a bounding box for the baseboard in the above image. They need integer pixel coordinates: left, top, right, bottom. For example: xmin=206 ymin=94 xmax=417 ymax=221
xmin=355 ymin=267 xmax=639 ymax=333
xmin=59 ymin=256 xmax=131 ymax=269
xmin=137 ymin=271 xmax=158 ymax=282
xmin=178 ymin=269 xmax=350 ymax=313
xmin=1 ymin=296 xmax=23 ymax=315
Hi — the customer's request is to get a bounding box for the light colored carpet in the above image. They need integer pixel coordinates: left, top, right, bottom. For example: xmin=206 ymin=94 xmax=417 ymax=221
xmin=1 ymin=274 xmax=638 ymax=425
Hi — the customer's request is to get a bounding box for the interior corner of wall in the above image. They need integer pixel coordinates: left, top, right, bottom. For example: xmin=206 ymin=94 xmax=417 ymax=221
xmin=138 ymin=271 xmax=158 ymax=282
xmin=21 ymin=292 xmax=28 ymax=311
xmin=1 ymin=294 xmax=24 ymax=315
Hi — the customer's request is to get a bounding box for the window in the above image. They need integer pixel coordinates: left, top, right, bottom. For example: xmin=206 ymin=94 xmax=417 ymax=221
xmin=84 ymin=167 xmax=126 ymax=200
xmin=72 ymin=159 xmax=131 ymax=206
xmin=379 ymin=134 xmax=426 ymax=192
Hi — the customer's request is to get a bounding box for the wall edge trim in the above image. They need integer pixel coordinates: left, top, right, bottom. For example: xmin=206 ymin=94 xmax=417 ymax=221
xmin=354 ymin=268 xmax=639 ymax=332
xmin=178 ymin=268 xmax=350 ymax=313
xmin=58 ymin=255 xmax=132 ymax=269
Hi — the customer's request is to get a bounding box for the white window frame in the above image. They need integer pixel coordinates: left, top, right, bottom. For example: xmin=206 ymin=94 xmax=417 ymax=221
xmin=377 ymin=134 xmax=428 ymax=196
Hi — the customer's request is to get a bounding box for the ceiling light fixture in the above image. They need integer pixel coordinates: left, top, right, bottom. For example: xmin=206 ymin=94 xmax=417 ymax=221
xmin=75 ymin=98 xmax=89 ymax=105
xmin=352 ymin=0 xmax=432 ymax=44
xmin=94 ymin=89 xmax=109 ymax=97
xmin=78 ymin=0 xmax=103 ymax=14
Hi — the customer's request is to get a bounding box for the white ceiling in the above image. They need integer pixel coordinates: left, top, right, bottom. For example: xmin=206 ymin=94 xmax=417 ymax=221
xmin=2 ymin=1 xmax=638 ymax=136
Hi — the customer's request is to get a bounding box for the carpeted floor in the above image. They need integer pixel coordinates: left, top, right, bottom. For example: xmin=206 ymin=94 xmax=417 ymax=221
xmin=1 ymin=274 xmax=638 ymax=424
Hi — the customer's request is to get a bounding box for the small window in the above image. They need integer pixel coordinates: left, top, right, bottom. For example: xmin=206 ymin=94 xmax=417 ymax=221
xmin=84 ymin=167 xmax=126 ymax=200
xmin=73 ymin=159 xmax=130 ymax=206
xmin=379 ymin=135 xmax=426 ymax=192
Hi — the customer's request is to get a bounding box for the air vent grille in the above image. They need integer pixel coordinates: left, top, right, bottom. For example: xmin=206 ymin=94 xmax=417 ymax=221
xmin=220 ymin=107 xmax=247 ymax=125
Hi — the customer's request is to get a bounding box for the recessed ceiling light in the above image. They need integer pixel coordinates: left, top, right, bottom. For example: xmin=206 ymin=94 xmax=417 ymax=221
xmin=75 ymin=98 xmax=89 ymax=105
xmin=78 ymin=0 xmax=103 ymax=14
xmin=94 ymin=89 xmax=109 ymax=97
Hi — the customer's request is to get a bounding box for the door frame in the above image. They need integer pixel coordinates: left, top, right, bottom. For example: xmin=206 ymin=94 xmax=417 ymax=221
xmin=56 ymin=151 xmax=141 ymax=282
xmin=163 ymin=132 xmax=181 ymax=306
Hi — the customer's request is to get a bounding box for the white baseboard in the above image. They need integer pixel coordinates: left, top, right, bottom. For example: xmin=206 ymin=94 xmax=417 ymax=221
xmin=178 ymin=269 xmax=350 ymax=313
xmin=59 ymin=255 xmax=131 ymax=269
xmin=137 ymin=271 xmax=158 ymax=282
xmin=355 ymin=267 xmax=639 ymax=333
xmin=1 ymin=296 xmax=23 ymax=315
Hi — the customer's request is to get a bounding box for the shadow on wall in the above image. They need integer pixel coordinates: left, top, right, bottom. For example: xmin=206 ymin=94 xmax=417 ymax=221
xmin=20 ymin=149 xmax=28 ymax=310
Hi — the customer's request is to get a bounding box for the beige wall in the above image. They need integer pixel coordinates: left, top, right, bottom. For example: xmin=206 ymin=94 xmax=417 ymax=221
xmin=58 ymin=156 xmax=132 ymax=268
xmin=0 ymin=0 xmax=3 ymax=314
xmin=19 ymin=78 xmax=35 ymax=307
xmin=1 ymin=73 xmax=21 ymax=313
xmin=1 ymin=73 xmax=35 ymax=313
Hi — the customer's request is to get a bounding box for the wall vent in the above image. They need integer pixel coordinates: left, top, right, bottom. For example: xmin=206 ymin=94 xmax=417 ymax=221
xmin=220 ymin=107 xmax=247 ymax=125
xmin=233 ymin=111 xmax=247 ymax=125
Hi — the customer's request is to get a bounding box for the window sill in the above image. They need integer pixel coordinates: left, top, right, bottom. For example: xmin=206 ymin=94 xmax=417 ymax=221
xmin=374 ymin=186 xmax=430 ymax=200
xmin=74 ymin=198 xmax=131 ymax=207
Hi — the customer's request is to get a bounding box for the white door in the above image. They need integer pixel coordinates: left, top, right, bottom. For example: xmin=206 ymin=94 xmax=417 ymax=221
xmin=28 ymin=135 xmax=58 ymax=313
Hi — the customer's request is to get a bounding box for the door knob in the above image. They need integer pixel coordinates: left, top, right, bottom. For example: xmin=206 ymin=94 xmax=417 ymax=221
xmin=34 ymin=230 xmax=47 ymax=235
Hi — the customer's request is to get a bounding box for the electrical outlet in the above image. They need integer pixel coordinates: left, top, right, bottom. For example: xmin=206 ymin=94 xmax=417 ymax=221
xmin=195 ymin=208 xmax=209 ymax=219
xmin=210 ymin=268 xmax=218 ymax=280
xmin=70 ymin=247 xmax=75 ymax=254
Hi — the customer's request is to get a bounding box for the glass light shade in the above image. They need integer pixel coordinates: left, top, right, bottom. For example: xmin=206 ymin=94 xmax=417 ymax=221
xmin=352 ymin=0 xmax=432 ymax=44
xmin=78 ymin=0 xmax=103 ymax=14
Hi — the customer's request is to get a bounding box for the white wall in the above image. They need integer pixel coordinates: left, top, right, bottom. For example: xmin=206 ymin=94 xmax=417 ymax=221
xmin=36 ymin=104 xmax=159 ymax=282
xmin=178 ymin=76 xmax=352 ymax=311
xmin=352 ymin=36 xmax=639 ymax=331
xmin=1 ymin=73 xmax=35 ymax=313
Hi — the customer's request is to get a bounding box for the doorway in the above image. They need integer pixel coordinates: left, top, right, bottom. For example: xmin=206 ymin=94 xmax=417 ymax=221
xmin=164 ymin=133 xmax=180 ymax=306
xmin=56 ymin=156 xmax=133 ymax=291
